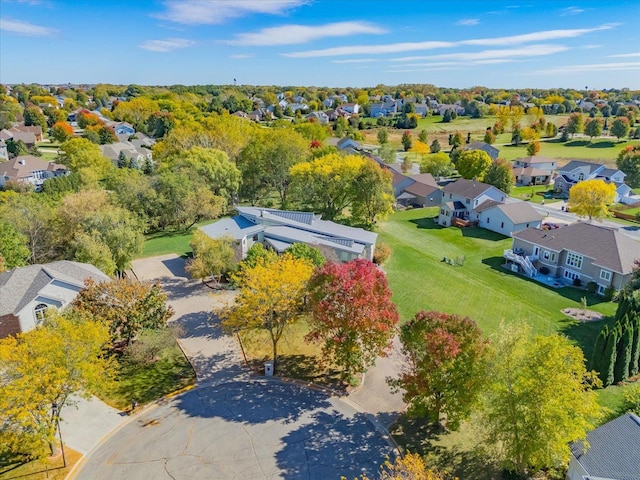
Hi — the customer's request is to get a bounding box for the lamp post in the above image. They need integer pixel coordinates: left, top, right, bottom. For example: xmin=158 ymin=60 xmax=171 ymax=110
xmin=51 ymin=402 xmax=66 ymax=468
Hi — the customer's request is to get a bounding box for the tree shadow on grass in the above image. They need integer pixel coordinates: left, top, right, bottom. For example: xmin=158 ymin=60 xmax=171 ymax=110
xmin=409 ymin=216 xmax=441 ymax=230
xmin=558 ymin=315 xmax=615 ymax=366
xmin=461 ymin=227 xmax=507 ymax=241
xmin=587 ymin=140 xmax=617 ymax=148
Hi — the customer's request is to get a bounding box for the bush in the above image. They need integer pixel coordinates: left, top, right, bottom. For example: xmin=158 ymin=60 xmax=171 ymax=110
xmin=124 ymin=324 xmax=184 ymax=366
xmin=586 ymin=281 xmax=597 ymax=294
xmin=604 ymin=286 xmax=617 ymax=301
xmin=373 ymin=241 xmax=392 ymax=265
xmin=539 ymin=266 xmax=549 ymax=275
xmin=623 ymin=384 xmax=640 ymax=415
xmin=573 ymin=278 xmax=582 ymax=287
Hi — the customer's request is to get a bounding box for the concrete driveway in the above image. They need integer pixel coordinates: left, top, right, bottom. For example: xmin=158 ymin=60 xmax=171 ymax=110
xmin=74 ymin=380 xmax=396 ymax=480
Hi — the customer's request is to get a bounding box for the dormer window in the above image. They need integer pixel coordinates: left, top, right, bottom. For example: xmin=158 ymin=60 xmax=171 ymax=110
xmin=34 ymin=303 xmax=49 ymax=324
xmin=578 ymin=173 xmax=585 ymax=181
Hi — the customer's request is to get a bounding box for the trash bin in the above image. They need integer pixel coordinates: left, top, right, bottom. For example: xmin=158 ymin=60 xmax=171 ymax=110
xmin=264 ymin=361 xmax=274 ymax=377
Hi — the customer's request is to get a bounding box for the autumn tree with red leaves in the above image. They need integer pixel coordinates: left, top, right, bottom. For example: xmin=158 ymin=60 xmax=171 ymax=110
xmin=306 ymin=259 xmax=399 ymax=384
xmin=390 ymin=311 xmax=488 ymax=430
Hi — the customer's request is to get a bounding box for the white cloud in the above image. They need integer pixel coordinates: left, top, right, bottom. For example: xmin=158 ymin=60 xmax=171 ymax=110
xmin=419 ymin=44 xmax=569 ymax=61
xmin=456 ymin=18 xmax=479 ymax=26
xmin=229 ymin=54 xmax=254 ymax=59
xmin=228 ymin=21 xmax=386 ymax=46
xmin=0 ymin=17 xmax=56 ymax=36
xmin=331 ymin=58 xmax=380 ymax=64
xmin=610 ymin=52 xmax=640 ymax=58
xmin=156 ymin=0 xmax=309 ymax=25
xmin=560 ymin=6 xmax=585 ymax=16
xmin=138 ymin=38 xmax=195 ymax=52
xmin=283 ymin=24 xmax=616 ymax=58
xmin=532 ymin=62 xmax=640 ymax=75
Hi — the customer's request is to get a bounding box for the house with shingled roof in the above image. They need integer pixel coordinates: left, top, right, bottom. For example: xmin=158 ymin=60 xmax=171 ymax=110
xmin=438 ymin=178 xmax=506 ymax=227
xmin=568 ymin=413 xmax=640 ymax=480
xmin=462 ymin=141 xmax=499 ymax=160
xmin=476 ymin=201 xmax=543 ymax=237
xmin=0 ymin=261 xmax=110 ymax=338
xmin=0 ymin=155 xmax=68 ymax=190
xmin=554 ymin=160 xmax=633 ymax=204
xmin=508 ymin=222 xmax=640 ymax=293
xmin=512 ymin=156 xmax=557 ymax=186
xmin=200 ymin=207 xmax=377 ymax=263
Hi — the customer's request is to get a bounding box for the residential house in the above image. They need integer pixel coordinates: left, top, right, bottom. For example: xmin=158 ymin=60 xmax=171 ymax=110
xmin=0 ymin=129 xmax=37 ymax=147
xmin=438 ymin=179 xmax=506 ymax=227
xmin=307 ymin=111 xmax=329 ymax=124
xmin=0 ymin=155 xmax=68 ymax=190
xmin=437 ymin=104 xmax=465 ymax=116
xmin=476 ymin=201 xmax=543 ymax=237
xmin=339 ymin=103 xmax=360 ymax=115
xmin=463 ymin=141 xmax=500 ymax=160
xmin=11 ymin=125 xmax=43 ymax=142
xmin=107 ymin=121 xmax=135 ymax=136
xmin=0 ymin=261 xmax=110 ymax=338
xmin=395 ymin=173 xmax=442 ymax=208
xmin=200 ymin=207 xmax=378 ymax=262
xmin=413 ymin=103 xmax=429 ymax=116
xmin=509 ymin=222 xmax=640 ymax=292
xmin=322 ymin=98 xmax=334 ymax=109
xmin=336 ymin=136 xmax=361 ymax=152
xmin=0 ymin=138 xmax=8 ymax=161
xmin=554 ymin=160 xmax=632 ymax=203
xmin=567 ymin=413 xmax=640 ymax=480
xmin=101 ymin=141 xmax=152 ymax=167
xmin=370 ymin=101 xmax=399 ymax=117
xmin=512 ymin=156 xmax=557 ymax=186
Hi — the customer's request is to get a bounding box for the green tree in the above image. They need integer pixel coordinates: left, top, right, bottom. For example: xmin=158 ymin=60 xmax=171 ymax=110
xmin=285 ymin=242 xmax=326 ymax=267
xmin=483 ymin=158 xmax=515 ymax=194
xmin=23 ymin=106 xmax=46 ymax=129
xmin=59 ymin=137 xmax=113 ymax=179
xmin=614 ymin=316 xmax=634 ymax=382
xmin=419 ymin=152 xmax=453 ymax=178
xmin=568 ymin=178 xmax=616 ymax=220
xmin=401 ymin=130 xmax=413 ymax=151
xmin=391 ymin=311 xmax=488 ymax=430
xmin=481 ymin=323 xmax=602 ymax=475
xmin=449 ymin=131 xmax=463 ymax=148
xmin=186 ymin=231 xmax=236 ymax=286
xmin=70 ymin=231 xmax=117 ymax=277
xmin=483 ymin=129 xmax=495 ymax=144
xmin=584 ymin=117 xmax=603 ymax=141
xmin=566 ymin=112 xmax=585 ymax=137
xmin=379 ymin=143 xmax=396 ymax=164
xmin=0 ymin=312 xmax=113 ymax=458
xmin=377 ymin=128 xmax=388 ymax=145
xmin=611 ymin=116 xmax=631 ymax=141
xmin=73 ymin=278 xmax=174 ymax=346
xmin=456 ymin=149 xmax=492 ymax=180
xmin=351 ymin=159 xmax=395 ymax=226
xmin=429 ymin=139 xmax=441 ymax=153
xmin=306 ymin=259 xmax=399 ymax=383
xmin=50 ymin=121 xmax=74 ymax=143
xmin=6 ymin=138 xmax=29 ymax=157
xmin=601 ymin=323 xmax=620 ymax=386
xmin=0 ymin=220 xmax=30 ymax=270
xmin=418 ymin=129 xmax=428 ymax=143
xmin=221 ymin=254 xmax=314 ymax=372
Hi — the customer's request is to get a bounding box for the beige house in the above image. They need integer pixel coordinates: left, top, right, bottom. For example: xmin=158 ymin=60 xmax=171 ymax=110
xmin=512 ymin=156 xmax=557 ymax=186
xmin=508 ymin=222 xmax=640 ymax=293
xmin=0 ymin=155 xmax=68 ymax=190
xmin=438 ymin=179 xmax=506 ymax=227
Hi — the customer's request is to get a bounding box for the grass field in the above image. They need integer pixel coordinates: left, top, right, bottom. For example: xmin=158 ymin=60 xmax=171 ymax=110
xmin=140 ymin=220 xmax=216 ymax=258
xmin=0 ymin=448 xmax=82 ymax=480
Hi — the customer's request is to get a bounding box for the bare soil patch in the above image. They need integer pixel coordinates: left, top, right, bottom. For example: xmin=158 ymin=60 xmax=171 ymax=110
xmin=562 ymin=308 xmax=605 ymax=322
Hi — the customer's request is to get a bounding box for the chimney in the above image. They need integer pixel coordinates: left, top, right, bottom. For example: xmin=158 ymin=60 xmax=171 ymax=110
xmin=18 ymin=159 xmax=25 ymax=165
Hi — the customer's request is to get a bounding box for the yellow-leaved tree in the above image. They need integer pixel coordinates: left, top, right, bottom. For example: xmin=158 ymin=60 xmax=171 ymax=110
xmin=350 ymin=452 xmax=451 ymax=480
xmin=568 ymin=178 xmax=616 ymax=220
xmin=0 ymin=312 xmax=114 ymax=458
xmin=220 ymin=253 xmax=314 ymax=372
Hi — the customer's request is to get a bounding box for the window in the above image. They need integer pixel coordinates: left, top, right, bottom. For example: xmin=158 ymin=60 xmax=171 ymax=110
xmin=466 ymin=198 xmax=470 ymax=204
xmin=578 ymin=172 xmax=585 ymax=181
xmin=564 ymin=270 xmax=580 ymax=281
xmin=501 ymin=222 xmax=504 ymax=228
xmin=543 ymin=250 xmax=550 ymax=260
xmin=566 ymin=252 xmax=583 ymax=269
xmin=533 ymin=246 xmax=540 ymax=256
xmin=486 ymin=217 xmax=490 ymax=223
xmin=597 ymin=284 xmax=606 ymax=295
xmin=600 ymin=270 xmax=612 ymax=281
xmin=252 ymin=234 xmax=259 ymax=241
xmin=34 ymin=303 xmax=48 ymax=323
xmin=551 ymin=253 xmax=556 ymax=262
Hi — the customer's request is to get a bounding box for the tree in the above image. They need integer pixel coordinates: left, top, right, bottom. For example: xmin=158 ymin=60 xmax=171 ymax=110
xmin=481 ymin=323 xmax=602 ymax=475
xmin=377 ymin=128 xmax=388 ymax=145
xmin=285 ymin=242 xmax=325 ymax=267
xmin=186 ymin=231 xmax=236 ymax=286
xmin=429 ymin=139 xmax=441 ymax=153
xmin=483 ymin=158 xmax=515 ymax=194
xmin=419 ymin=152 xmax=453 ymax=178
xmin=50 ymin=121 xmax=74 ymax=143
xmin=0 ymin=220 xmax=30 ymax=269
xmin=353 ymin=453 xmax=447 ymax=480
xmin=23 ymin=106 xmax=46 ymax=129
xmin=611 ymin=116 xmax=631 ymax=141
xmin=0 ymin=312 xmax=113 ymax=458
xmin=147 ymin=111 xmax=175 ymax=138
xmin=73 ymin=278 xmax=174 ymax=346
xmin=6 ymin=138 xmax=29 ymax=157
xmin=306 ymin=259 xmax=399 ymax=383
xmin=401 ymin=130 xmax=412 ymax=151
xmin=391 ymin=311 xmax=488 ymax=430
xmin=456 ymin=149 xmax=492 ymax=180
xmin=449 ymin=131 xmax=463 ymax=148
xmin=483 ymin=129 xmax=495 ymax=145
xmin=418 ymin=129 xmax=428 ymax=143
xmin=221 ymin=254 xmax=314 ymax=372
xmin=351 ymin=159 xmax=395 ymax=226
xmin=565 ymin=112 xmax=585 ymax=137
xmin=568 ymin=179 xmax=616 ymax=220
xmin=71 ymin=231 xmax=117 ymax=277
xmin=614 ymin=316 xmax=634 ymax=382
xmin=584 ymin=117 xmax=603 ymax=141
xmin=59 ymin=137 xmax=113 ymax=179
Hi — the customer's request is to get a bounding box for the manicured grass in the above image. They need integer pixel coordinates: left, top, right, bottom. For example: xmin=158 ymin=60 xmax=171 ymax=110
xmin=0 ymin=447 xmax=82 ymax=480
xmin=499 ymin=138 xmax=640 ymax=163
xmin=597 ymin=381 xmax=639 ymax=418
xmin=238 ymin=318 xmax=344 ymax=387
xmin=378 ymin=208 xmax=616 ymax=338
xmin=93 ymin=342 xmax=196 ymax=410
xmin=510 ymin=185 xmax=562 ymax=204
xmin=140 ymin=220 xmax=216 ymax=258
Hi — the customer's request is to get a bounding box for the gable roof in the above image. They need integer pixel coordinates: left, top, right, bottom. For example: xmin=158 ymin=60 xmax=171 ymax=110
xmin=570 ymin=414 xmax=640 ymax=480
xmin=559 ymin=160 xmax=603 ymax=174
xmin=443 ymin=178 xmax=502 ymax=199
xmin=463 ymin=141 xmax=499 ymax=158
xmin=404 ymin=181 xmax=440 ymax=198
xmin=481 ymin=202 xmax=543 ymax=224
xmin=409 ymin=173 xmax=438 ymax=188
xmin=513 ymin=222 xmax=640 ymax=274
xmin=0 ymin=156 xmax=67 ymax=180
xmin=0 ymin=261 xmax=110 ymax=317
xmin=514 ymin=155 xmax=556 ymax=165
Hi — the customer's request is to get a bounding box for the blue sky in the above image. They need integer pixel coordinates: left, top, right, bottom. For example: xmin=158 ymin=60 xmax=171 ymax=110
xmin=1 ymin=0 xmax=639 ymax=89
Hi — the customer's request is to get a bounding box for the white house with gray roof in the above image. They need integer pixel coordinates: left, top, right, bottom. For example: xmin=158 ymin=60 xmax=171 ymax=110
xmin=0 ymin=261 xmax=110 ymax=338
xmin=438 ymin=178 xmax=507 ymax=227
xmin=200 ymin=207 xmax=378 ymax=262
xmin=476 ymin=201 xmax=543 ymax=237
xmin=554 ymin=160 xmax=633 ymax=204
xmin=508 ymin=222 xmax=640 ymax=293
xmin=568 ymin=413 xmax=640 ymax=480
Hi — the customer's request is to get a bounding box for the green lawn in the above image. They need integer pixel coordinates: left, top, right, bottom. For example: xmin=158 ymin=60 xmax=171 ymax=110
xmin=510 ymin=185 xmax=562 ymax=204
xmin=498 ymin=137 xmax=639 ymax=163
xmin=140 ymin=220 xmax=216 ymax=258
xmin=0 ymin=448 xmax=82 ymax=480
xmin=378 ymin=208 xmax=615 ymax=338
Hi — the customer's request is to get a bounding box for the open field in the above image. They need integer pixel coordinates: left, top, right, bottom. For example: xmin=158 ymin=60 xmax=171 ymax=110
xmin=140 ymin=220 xmax=216 ymax=258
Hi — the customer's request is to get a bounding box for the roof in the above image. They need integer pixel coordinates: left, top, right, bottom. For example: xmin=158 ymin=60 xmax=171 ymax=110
xmin=513 ymin=222 xmax=640 ymax=274
xmin=0 ymin=156 xmax=67 ymax=180
xmin=443 ymin=201 xmax=466 ymax=210
xmin=512 ymin=166 xmax=553 ymax=177
xmin=442 ymin=178 xmax=500 ymax=199
xmin=559 ymin=160 xmax=603 ymax=174
xmin=409 ymin=173 xmax=438 ymax=188
xmin=404 ymin=181 xmax=440 ymax=198
xmin=463 ymin=141 xmax=499 ymax=158
xmin=570 ymin=414 xmax=640 ymax=480
xmin=0 ymin=261 xmax=110 ymax=317
xmin=514 ymin=155 xmax=556 ymax=165
xmin=481 ymin=202 xmax=543 ymax=224
xmin=264 ymin=225 xmax=365 ymax=255
xmin=235 ymin=206 xmax=378 ymax=245
xmin=199 ymin=216 xmax=264 ymax=241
